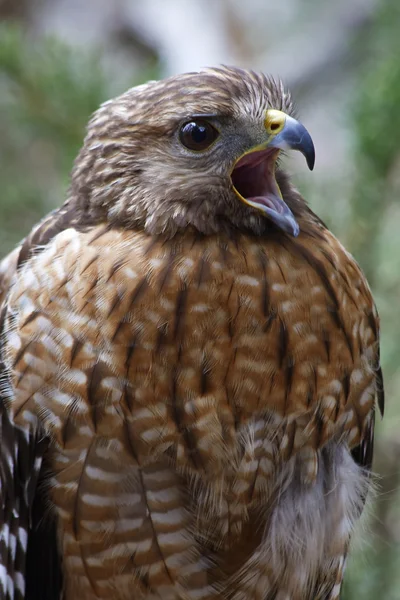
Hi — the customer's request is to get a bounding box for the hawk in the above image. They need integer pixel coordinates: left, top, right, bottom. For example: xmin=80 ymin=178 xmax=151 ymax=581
xmin=0 ymin=66 xmax=383 ymax=600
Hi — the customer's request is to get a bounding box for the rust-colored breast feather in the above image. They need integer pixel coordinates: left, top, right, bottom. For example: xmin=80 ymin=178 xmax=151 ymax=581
xmin=3 ymin=223 xmax=379 ymax=599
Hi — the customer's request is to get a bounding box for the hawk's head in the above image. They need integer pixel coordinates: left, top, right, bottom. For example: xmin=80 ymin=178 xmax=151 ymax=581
xmin=71 ymin=66 xmax=315 ymax=237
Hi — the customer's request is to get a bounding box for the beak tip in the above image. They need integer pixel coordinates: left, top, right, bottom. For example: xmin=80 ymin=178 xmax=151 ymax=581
xmin=303 ymin=135 xmax=315 ymax=171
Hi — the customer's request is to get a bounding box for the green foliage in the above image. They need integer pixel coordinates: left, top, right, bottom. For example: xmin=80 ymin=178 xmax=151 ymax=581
xmin=347 ymin=0 xmax=400 ymax=280
xmin=341 ymin=0 xmax=400 ymax=597
xmin=0 ymin=23 xmax=156 ymax=255
xmin=0 ymin=25 xmax=107 ymax=158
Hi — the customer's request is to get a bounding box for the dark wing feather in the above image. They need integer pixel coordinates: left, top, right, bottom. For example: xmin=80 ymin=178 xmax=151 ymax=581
xmin=352 ymin=325 xmax=384 ymax=474
xmin=25 ymin=457 xmax=63 ymax=600
xmin=0 ymin=393 xmax=46 ymax=599
xmin=351 ymin=410 xmax=376 ymax=472
xmin=0 ymin=245 xmax=63 ymax=599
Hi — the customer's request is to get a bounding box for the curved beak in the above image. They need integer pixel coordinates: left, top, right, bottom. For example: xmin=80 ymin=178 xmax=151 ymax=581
xmin=266 ymin=110 xmax=315 ymax=170
xmin=230 ymin=110 xmax=315 ymax=237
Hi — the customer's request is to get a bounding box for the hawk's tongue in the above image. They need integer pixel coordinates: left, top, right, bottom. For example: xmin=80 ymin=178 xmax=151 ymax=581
xmin=248 ymin=193 xmax=300 ymax=237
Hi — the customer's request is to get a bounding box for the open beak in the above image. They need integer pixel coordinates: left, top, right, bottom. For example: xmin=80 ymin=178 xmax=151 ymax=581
xmin=230 ymin=110 xmax=315 ymax=237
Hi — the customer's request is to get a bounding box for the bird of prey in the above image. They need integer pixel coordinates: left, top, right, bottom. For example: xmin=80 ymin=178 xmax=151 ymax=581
xmin=0 ymin=66 xmax=383 ymax=600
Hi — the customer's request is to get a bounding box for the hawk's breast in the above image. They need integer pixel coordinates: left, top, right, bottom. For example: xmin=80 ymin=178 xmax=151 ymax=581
xmin=3 ymin=224 xmax=378 ymax=597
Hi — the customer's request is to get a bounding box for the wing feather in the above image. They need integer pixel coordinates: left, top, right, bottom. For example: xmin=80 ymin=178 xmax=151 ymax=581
xmin=1 ymin=239 xmax=63 ymax=599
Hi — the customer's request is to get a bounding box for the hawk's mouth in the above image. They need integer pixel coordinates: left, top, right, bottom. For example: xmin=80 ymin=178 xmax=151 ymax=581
xmin=230 ymin=148 xmax=299 ymax=237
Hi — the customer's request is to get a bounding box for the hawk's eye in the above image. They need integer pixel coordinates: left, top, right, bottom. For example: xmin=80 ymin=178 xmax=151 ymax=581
xmin=179 ymin=120 xmax=219 ymax=151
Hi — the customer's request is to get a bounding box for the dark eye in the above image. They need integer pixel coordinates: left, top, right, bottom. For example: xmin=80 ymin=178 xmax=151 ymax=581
xmin=179 ymin=120 xmax=219 ymax=151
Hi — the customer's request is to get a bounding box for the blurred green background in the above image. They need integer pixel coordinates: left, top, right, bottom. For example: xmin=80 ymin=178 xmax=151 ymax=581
xmin=0 ymin=0 xmax=399 ymax=597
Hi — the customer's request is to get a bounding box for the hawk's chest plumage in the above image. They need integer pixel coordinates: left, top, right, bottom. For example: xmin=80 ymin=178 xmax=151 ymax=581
xmin=3 ymin=224 xmax=378 ymax=599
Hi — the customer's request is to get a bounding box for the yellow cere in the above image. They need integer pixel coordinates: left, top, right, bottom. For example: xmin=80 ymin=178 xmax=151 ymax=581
xmin=264 ymin=109 xmax=287 ymax=136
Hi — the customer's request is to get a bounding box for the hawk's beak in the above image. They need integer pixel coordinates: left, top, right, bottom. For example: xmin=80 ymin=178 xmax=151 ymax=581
xmin=231 ymin=110 xmax=315 ymax=237
xmin=265 ymin=110 xmax=315 ymax=170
